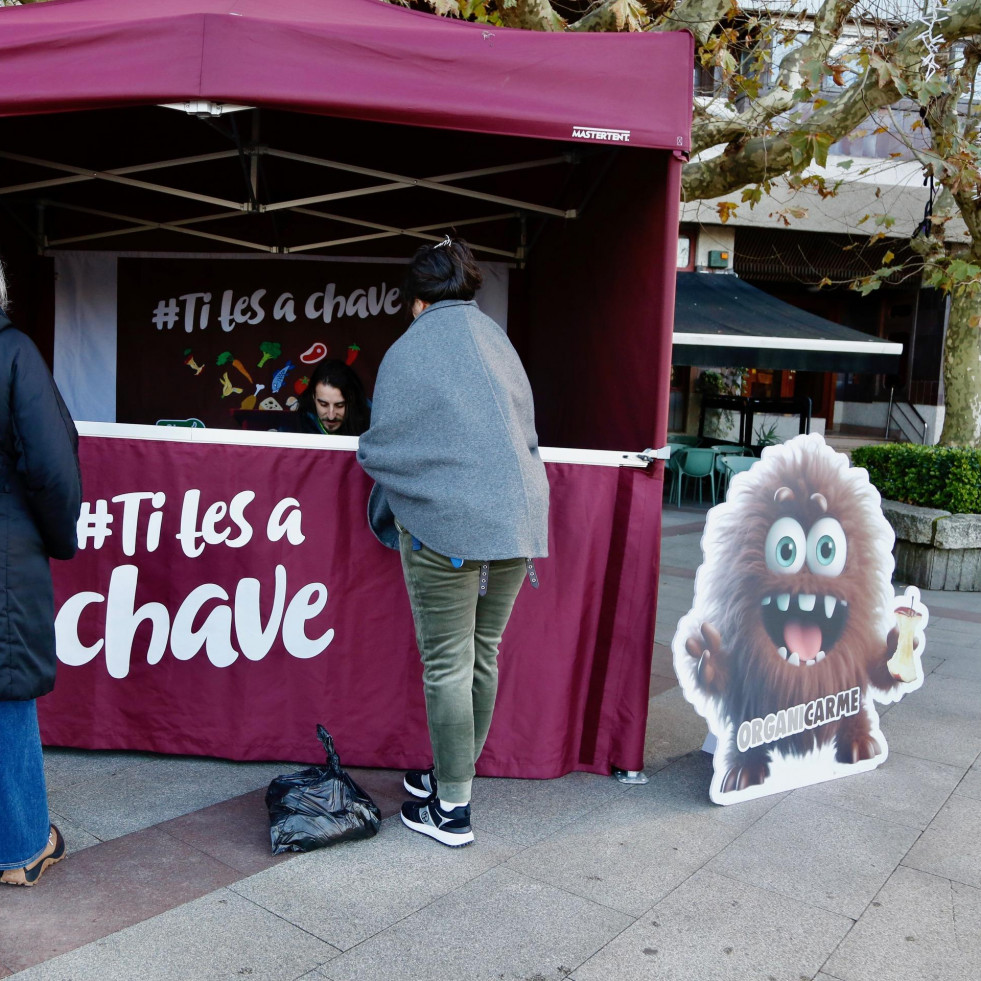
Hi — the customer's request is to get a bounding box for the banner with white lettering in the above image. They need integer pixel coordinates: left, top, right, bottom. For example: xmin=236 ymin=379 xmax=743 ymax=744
xmin=672 ymin=433 xmax=928 ymax=804
xmin=40 ymin=436 xmax=663 ymax=774
xmin=116 ymin=257 xmax=405 ymax=428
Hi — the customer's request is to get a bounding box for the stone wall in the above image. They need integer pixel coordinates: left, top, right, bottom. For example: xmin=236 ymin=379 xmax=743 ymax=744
xmin=881 ymin=500 xmax=981 ymax=591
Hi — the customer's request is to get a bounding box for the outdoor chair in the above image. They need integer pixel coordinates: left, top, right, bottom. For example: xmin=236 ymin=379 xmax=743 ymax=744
xmin=719 ymin=454 xmax=758 ymax=498
xmin=664 ymin=444 xmax=685 ymax=502
xmin=676 ymin=447 xmax=717 ymax=506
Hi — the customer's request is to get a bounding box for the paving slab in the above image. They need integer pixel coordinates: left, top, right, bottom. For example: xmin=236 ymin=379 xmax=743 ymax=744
xmin=569 ymin=867 xmax=852 ymax=981
xmin=920 ymin=592 xmax=981 ymax=618
xmin=46 ymin=808 xmax=102 ymax=856
xmin=921 ymin=611 xmax=981 ymax=633
xmin=878 ymin=674 xmax=981 ymax=768
xmin=42 ymin=747 xmax=156 ymax=793
xmin=644 ymin=686 xmax=711 ymax=773
xmin=795 ymin=750 xmax=963 ymax=830
xmin=469 ymin=769 xmax=631 ymax=846
xmin=8 ymin=887 xmax=339 ymax=981
xmin=955 ymin=757 xmax=981 ymax=801
xmin=705 ymin=795 xmax=921 ymax=920
xmin=823 ymin=866 xmax=981 ymax=981
xmin=46 ymin=755 xmax=302 ymax=841
xmin=636 ymin=750 xmax=787 ymax=831
xmin=932 ymin=652 xmax=981 ymax=682
xmin=505 ymin=791 xmax=739 ymax=916
xmin=0 ymin=828 xmax=242 ymax=974
xmin=232 ymin=815 xmax=520 ymax=951
xmin=903 ymin=794 xmax=981 ymax=888
xmin=156 ymin=788 xmax=294 ymax=877
xmin=316 ymin=865 xmax=633 ymax=981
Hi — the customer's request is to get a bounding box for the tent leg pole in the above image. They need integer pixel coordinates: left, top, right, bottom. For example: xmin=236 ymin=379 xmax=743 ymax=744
xmin=613 ymin=768 xmax=649 ymax=785
xmin=35 ymin=201 xmax=46 ymax=255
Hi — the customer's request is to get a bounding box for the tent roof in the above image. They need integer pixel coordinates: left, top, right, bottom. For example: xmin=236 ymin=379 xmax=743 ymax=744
xmin=0 ymin=0 xmax=692 ymax=152
xmin=673 ymin=272 xmax=903 ymax=373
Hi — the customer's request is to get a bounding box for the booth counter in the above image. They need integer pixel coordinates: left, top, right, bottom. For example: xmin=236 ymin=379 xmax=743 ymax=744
xmin=41 ymin=423 xmax=666 ymax=775
xmin=1 ymin=0 xmax=692 ymax=778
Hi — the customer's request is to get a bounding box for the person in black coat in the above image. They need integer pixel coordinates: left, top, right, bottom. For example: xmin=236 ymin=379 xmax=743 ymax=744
xmin=291 ymin=359 xmax=371 ymax=436
xmin=0 ymin=265 xmax=82 ymax=887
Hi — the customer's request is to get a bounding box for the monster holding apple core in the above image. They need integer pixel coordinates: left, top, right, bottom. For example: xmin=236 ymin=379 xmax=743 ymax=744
xmin=673 ymin=433 xmax=928 ymax=804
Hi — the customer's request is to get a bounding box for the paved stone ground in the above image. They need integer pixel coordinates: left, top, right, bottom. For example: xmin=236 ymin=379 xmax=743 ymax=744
xmin=2 ymin=501 xmax=979 ymax=981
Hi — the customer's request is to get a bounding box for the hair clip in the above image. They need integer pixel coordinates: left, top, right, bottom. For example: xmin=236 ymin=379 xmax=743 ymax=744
xmin=433 ymin=235 xmax=452 ymax=249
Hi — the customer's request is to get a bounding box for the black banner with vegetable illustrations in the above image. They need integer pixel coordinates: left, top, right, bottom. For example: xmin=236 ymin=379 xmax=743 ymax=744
xmin=116 ymin=258 xmax=406 ymax=429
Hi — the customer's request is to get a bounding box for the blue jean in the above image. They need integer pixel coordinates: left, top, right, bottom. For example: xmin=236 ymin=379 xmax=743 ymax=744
xmin=398 ymin=524 xmax=528 ymax=802
xmin=0 ymin=700 xmax=52 ymax=869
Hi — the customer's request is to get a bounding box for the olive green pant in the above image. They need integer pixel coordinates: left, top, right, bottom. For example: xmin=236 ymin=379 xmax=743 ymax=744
xmin=398 ymin=526 xmax=527 ymax=802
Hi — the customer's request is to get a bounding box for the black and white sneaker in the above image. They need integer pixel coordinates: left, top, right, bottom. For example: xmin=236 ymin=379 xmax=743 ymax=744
xmin=403 ymin=767 xmax=437 ymax=800
xmin=400 ymin=799 xmax=474 ymax=847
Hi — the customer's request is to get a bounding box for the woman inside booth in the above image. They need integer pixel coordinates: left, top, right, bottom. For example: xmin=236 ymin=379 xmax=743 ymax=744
xmin=293 ymin=359 xmax=371 ymax=437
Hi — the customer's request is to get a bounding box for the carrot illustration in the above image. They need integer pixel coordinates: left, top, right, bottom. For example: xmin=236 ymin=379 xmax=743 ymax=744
xmin=217 ymin=350 xmax=254 ymax=383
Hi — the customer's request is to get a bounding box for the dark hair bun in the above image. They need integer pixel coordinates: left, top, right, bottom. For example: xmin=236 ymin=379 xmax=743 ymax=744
xmin=404 ymin=237 xmax=483 ymax=305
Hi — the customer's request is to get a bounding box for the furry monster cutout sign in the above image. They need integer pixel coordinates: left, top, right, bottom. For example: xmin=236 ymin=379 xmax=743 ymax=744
xmin=673 ymin=434 xmax=928 ymax=804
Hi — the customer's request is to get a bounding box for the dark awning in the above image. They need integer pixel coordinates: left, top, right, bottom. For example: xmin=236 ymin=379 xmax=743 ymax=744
xmin=673 ymin=272 xmax=903 ymax=373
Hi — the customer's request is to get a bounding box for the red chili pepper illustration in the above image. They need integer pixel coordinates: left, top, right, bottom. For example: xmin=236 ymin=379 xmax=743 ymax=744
xmin=346 ymin=343 xmax=360 ymax=365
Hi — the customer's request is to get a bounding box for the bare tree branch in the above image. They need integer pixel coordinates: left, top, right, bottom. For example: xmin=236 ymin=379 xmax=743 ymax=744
xmin=926 ymin=42 xmax=981 ymax=255
xmin=565 ymin=0 xmax=650 ymax=32
xmin=654 ymin=0 xmax=734 ymax=49
xmin=682 ymin=0 xmax=981 ymax=200
xmin=497 ymin=0 xmax=566 ymax=30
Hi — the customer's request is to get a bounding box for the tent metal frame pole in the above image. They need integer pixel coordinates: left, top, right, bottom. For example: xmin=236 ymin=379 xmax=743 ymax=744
xmin=262 ymin=148 xmax=575 ymax=219
xmin=0 ymin=149 xmax=241 ymax=197
xmin=286 ymin=209 xmax=519 ymax=258
xmin=42 ymin=201 xmax=270 ymax=251
xmin=3 ymin=146 xmax=559 ymax=254
xmin=286 ymin=230 xmax=418 ymax=253
xmin=250 ymin=111 xmax=261 ymax=204
xmin=0 ymin=151 xmax=245 ymax=211
xmin=36 ymin=201 xmax=46 ymax=255
xmin=49 ymin=224 xmax=274 ymax=252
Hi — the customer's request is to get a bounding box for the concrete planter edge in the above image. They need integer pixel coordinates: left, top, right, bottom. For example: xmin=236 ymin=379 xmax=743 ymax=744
xmin=881 ymin=499 xmax=981 ymax=591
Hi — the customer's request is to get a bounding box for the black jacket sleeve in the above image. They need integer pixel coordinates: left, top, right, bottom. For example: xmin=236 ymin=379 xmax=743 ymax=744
xmin=9 ymin=331 xmax=82 ymax=560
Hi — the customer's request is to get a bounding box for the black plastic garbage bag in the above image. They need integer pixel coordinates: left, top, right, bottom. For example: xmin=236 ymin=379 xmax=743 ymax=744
xmin=265 ymin=725 xmax=381 ymax=854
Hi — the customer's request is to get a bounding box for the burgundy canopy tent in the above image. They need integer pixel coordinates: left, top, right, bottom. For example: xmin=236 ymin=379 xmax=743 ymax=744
xmin=0 ymin=0 xmax=694 ymax=776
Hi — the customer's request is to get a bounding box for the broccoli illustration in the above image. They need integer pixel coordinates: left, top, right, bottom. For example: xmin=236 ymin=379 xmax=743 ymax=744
xmin=258 ymin=341 xmax=282 ymax=368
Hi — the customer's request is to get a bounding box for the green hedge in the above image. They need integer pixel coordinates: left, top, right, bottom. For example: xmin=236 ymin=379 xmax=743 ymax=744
xmin=852 ymin=444 xmax=981 ymax=515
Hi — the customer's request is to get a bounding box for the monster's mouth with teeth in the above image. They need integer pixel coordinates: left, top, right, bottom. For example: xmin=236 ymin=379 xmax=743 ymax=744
xmin=760 ymin=593 xmax=849 ymax=667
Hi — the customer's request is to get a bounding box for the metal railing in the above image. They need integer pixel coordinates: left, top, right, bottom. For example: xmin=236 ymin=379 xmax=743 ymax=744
xmin=885 ymin=388 xmax=929 ymax=444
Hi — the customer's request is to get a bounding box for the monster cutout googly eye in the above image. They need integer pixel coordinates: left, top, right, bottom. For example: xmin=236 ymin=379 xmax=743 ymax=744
xmin=764 ymin=516 xmax=806 ymax=574
xmin=807 ymin=517 xmax=847 ymax=577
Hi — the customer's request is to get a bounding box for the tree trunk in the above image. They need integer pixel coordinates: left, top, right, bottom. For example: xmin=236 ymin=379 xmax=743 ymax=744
xmin=939 ymin=288 xmax=981 ymax=447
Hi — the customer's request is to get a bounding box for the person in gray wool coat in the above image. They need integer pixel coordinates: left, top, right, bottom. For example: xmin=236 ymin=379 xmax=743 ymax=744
xmin=0 ymin=262 xmax=82 ymax=886
xmin=357 ymin=236 xmax=549 ymax=847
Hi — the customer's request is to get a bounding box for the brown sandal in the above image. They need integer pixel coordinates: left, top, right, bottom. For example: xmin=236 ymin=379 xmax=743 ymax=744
xmin=0 ymin=825 xmax=66 ymax=887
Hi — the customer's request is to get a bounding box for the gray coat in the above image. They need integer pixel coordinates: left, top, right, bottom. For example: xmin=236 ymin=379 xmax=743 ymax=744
xmin=0 ymin=311 xmax=82 ymax=701
xmin=357 ymin=299 xmax=548 ymax=561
